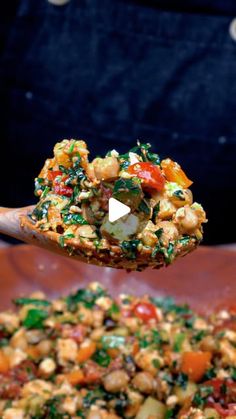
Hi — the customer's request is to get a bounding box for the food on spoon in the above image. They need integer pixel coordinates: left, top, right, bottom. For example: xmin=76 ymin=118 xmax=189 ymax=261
xmin=0 ymin=282 xmax=236 ymax=418
xmin=31 ymin=140 xmax=207 ymax=270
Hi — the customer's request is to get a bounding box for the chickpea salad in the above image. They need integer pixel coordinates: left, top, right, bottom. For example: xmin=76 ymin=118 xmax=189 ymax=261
xmin=1 ymin=282 xmax=236 ymax=418
xmin=30 ymin=140 xmax=207 ymax=270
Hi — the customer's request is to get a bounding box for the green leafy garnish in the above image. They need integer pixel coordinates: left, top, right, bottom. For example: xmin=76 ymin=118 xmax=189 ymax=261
xmin=152 ymin=202 xmax=160 ymax=221
xmin=120 ymin=240 xmax=140 ymax=260
xmin=176 ymin=372 xmax=188 ymax=389
xmin=23 ymin=308 xmax=48 ymax=329
xmin=177 ymin=236 xmax=191 ymax=246
xmin=66 ymin=287 xmax=106 ymax=310
xmin=193 ymin=386 xmax=214 ymax=408
xmin=138 ymin=199 xmax=151 ymax=216
xmin=59 ymin=234 xmax=75 ymax=248
xmin=92 ymin=349 xmax=111 ymax=367
xmin=155 ymin=228 xmax=164 ymax=239
xmin=14 ymin=298 xmax=51 ymax=307
xmin=107 ymin=302 xmax=120 ymax=316
xmin=173 ymin=332 xmax=186 ymax=352
xmin=63 ymin=213 xmax=88 ymax=225
xmin=31 ymin=200 xmax=51 ymax=221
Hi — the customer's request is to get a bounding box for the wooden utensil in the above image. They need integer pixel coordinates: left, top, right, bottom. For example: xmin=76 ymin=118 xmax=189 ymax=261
xmin=0 ymin=206 xmax=198 ymax=270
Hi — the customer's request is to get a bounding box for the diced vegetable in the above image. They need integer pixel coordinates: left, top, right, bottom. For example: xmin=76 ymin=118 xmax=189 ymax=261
xmin=0 ymin=349 xmax=9 ymax=373
xmin=161 ymin=158 xmax=193 ymax=188
xmin=128 ymin=162 xmax=165 ymax=191
xmin=77 ymin=342 xmax=97 ymax=363
xmin=181 ymin=351 xmax=212 ymax=382
xmin=101 ymin=214 xmax=139 ymax=242
xmin=133 ymin=302 xmax=159 ymax=322
xmin=135 ymin=396 xmax=166 ymax=419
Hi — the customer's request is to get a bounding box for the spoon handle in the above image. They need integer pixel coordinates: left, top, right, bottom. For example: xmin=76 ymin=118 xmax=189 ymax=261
xmin=0 ymin=206 xmax=34 ymax=241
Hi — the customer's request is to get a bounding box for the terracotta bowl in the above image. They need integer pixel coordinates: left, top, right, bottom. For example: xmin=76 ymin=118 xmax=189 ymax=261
xmin=0 ymin=244 xmax=235 ymax=314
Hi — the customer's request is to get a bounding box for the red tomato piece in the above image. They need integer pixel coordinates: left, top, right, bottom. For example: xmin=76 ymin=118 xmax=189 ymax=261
xmin=133 ymin=302 xmax=158 ymax=322
xmin=47 ymin=170 xmax=62 ymax=181
xmin=54 ymin=184 xmax=73 ymax=197
xmin=207 ymin=402 xmax=236 ymax=418
xmin=204 ymin=378 xmax=236 ymax=399
xmin=127 ymin=162 xmax=165 ymax=191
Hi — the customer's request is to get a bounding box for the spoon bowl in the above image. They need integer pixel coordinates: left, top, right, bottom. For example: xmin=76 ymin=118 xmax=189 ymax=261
xmin=0 ymin=206 xmax=198 ymax=270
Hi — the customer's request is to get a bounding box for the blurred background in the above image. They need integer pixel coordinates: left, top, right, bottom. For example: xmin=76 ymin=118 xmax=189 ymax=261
xmin=0 ymin=0 xmax=236 ymax=245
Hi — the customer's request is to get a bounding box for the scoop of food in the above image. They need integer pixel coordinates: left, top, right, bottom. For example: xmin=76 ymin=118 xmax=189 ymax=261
xmin=27 ymin=139 xmax=206 ymax=270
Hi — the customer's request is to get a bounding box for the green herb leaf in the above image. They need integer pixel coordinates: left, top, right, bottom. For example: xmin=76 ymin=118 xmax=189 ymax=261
xmin=66 ymin=287 xmax=106 ymax=310
xmin=59 ymin=234 xmax=75 ymax=248
xmin=14 ymin=298 xmax=51 ymax=307
xmin=173 ymin=332 xmax=186 ymax=352
xmin=63 ymin=213 xmax=88 ymax=225
xmin=31 ymin=200 xmax=51 ymax=221
xmin=155 ymin=228 xmax=164 ymax=239
xmin=23 ymin=308 xmax=48 ymax=329
xmin=138 ymin=199 xmax=151 ymax=216
xmin=177 ymin=236 xmax=191 ymax=246
xmin=176 ymin=372 xmax=188 ymax=389
xmin=152 ymin=202 xmax=160 ymax=221
xmin=92 ymin=349 xmax=111 ymax=367
xmin=107 ymin=302 xmax=120 ymax=316
xmin=120 ymin=240 xmax=140 ymax=260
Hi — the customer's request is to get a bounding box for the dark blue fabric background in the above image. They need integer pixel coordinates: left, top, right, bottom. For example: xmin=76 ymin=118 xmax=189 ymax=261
xmin=0 ymin=0 xmax=236 ymax=244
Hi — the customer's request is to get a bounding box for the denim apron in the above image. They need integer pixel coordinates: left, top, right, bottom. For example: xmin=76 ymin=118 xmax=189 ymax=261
xmin=1 ymin=0 xmax=236 ymax=243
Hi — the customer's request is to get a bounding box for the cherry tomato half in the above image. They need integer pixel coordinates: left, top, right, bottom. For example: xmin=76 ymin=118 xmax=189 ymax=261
xmin=133 ymin=302 xmax=158 ymax=322
xmin=47 ymin=170 xmax=63 ymax=181
xmin=54 ymin=184 xmax=73 ymax=197
xmin=127 ymin=162 xmax=165 ymax=191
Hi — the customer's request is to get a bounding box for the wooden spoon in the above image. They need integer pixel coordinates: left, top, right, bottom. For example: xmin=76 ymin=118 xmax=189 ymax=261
xmin=0 ymin=206 xmax=198 ymax=270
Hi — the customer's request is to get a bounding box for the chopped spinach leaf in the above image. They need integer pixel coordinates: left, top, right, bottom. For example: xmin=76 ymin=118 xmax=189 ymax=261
xmin=66 ymin=287 xmax=106 ymax=310
xmin=31 ymin=200 xmax=51 ymax=221
xmin=138 ymin=199 xmax=151 ymax=216
xmin=22 ymin=308 xmax=48 ymax=329
xmin=59 ymin=234 xmax=75 ymax=248
xmin=152 ymin=202 xmax=160 ymax=221
xmin=155 ymin=228 xmax=164 ymax=239
xmin=14 ymin=297 xmax=51 ymax=307
xmin=63 ymin=213 xmax=88 ymax=225
xmin=107 ymin=302 xmax=120 ymax=316
xmin=120 ymin=240 xmax=140 ymax=259
xmin=92 ymin=349 xmax=111 ymax=367
xmin=176 ymin=372 xmax=188 ymax=389
xmin=177 ymin=236 xmax=191 ymax=246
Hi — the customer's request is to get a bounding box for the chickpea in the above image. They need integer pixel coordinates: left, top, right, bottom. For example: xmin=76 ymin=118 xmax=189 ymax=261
xmin=199 ymin=336 xmax=216 ymax=352
xmin=132 ymin=372 xmax=156 ymax=394
xmin=174 ymin=206 xmax=199 ymax=233
xmin=87 ymin=410 xmax=102 ymax=419
xmin=36 ymin=339 xmax=53 ymax=356
xmin=103 ymin=370 xmax=130 ymax=393
xmin=10 ymin=329 xmax=28 ymax=351
xmin=134 ymin=350 xmax=163 ymax=375
xmin=157 ymin=198 xmax=176 ymax=221
xmin=92 ymin=156 xmax=120 ymax=181
xmin=169 ymin=188 xmax=193 ymax=208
